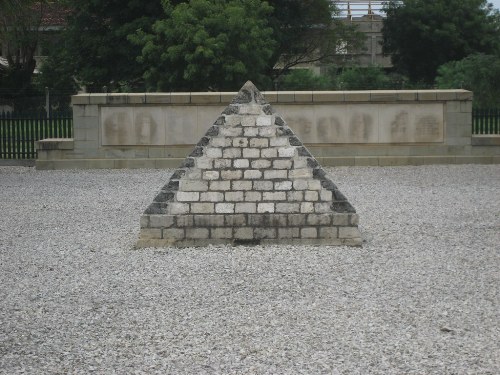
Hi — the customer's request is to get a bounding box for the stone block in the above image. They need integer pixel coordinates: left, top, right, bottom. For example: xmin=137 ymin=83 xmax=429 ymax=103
xmin=250 ymin=138 xmax=269 ymax=148
xmin=287 ymin=191 xmax=303 ymax=201
xmin=243 ymin=148 xmax=261 ymax=158
xmin=313 ymin=91 xmax=345 ymax=102
xmin=294 ymin=91 xmax=313 ymax=102
xmin=235 ymin=203 xmax=257 ymax=213
xmin=241 ymin=117 xmax=256 ymax=127
xmin=332 ymin=215 xmax=349 ymax=226
xmin=254 ymin=228 xmax=277 ymax=239
xmin=176 ymin=191 xmax=200 ymax=202
xmin=233 ymin=137 xmax=248 ymax=147
xmin=253 ymin=181 xmax=273 ymax=191
xmin=248 ymin=214 xmax=264 ymax=226
xmin=139 ymin=228 xmax=162 ymax=240
xmin=277 ymin=91 xmax=295 ymax=102
xmin=163 ymin=228 xmax=185 ymax=240
xmin=145 ymin=93 xmax=171 ymax=104
xmin=251 ymin=159 xmax=272 ymax=169
xmin=215 ymin=203 xmax=235 ymax=213
xmin=186 ymin=228 xmax=210 ymax=239
xmin=314 ymin=203 xmax=331 ymax=213
xmin=211 ymin=138 xmax=232 ymax=147
xmin=190 ymin=93 xmax=221 ymax=104
xmin=244 ymin=127 xmax=259 ymax=137
xmin=170 ymin=93 xmax=191 ymax=104
xmin=176 ymin=215 xmax=194 ymax=227
xmin=211 ymin=228 xmax=233 ymax=239
xmin=245 ymin=191 xmax=262 ymax=201
xmin=417 ymin=91 xmax=437 ymax=101
xmin=275 ymin=181 xmax=293 ymax=190
xmin=264 ymin=170 xmax=287 ymax=179
xmin=194 ymin=215 xmax=225 ymax=227
xmin=305 ymin=191 xmax=319 ymax=201
xmin=196 ymin=157 xmax=213 ymax=169
xmin=261 ymin=148 xmax=278 ymax=158
xmin=289 ymin=169 xmax=312 ymax=179
xmin=278 ymin=227 xmax=300 ymax=238
xmin=213 ymin=159 xmax=232 ymax=169
xmin=259 ymin=127 xmax=276 ymax=137
xmin=234 ymin=227 xmax=254 ymax=240
xmin=267 ymin=214 xmax=288 ymax=227
xmin=225 ymin=191 xmax=244 ymax=201
xmin=301 ymin=227 xmax=318 ymax=238
xmin=300 ymin=202 xmax=314 ymax=213
xmin=180 ymin=180 xmax=209 ymax=191
xmin=169 ymin=203 xmax=190 ymax=214
xmin=209 ymin=180 xmax=231 ymax=191
xmin=200 ymin=192 xmax=224 ymax=202
xmin=278 ymin=147 xmax=295 ymax=157
xmin=350 ymin=214 xmax=359 ymax=226
xmin=307 ymin=214 xmax=331 ymax=226
xmin=270 ymin=137 xmax=289 ymax=147
xmin=244 ymin=170 xmax=262 ymax=179
xmin=339 ymin=226 xmax=361 ymax=239
xmin=263 ymin=191 xmax=286 ymax=201
xmin=225 ymin=214 xmax=247 ymax=226
xmin=203 ymin=170 xmax=220 ymax=180
xmin=220 ymin=170 xmax=241 ymax=180
xmin=191 ymin=203 xmax=215 ymax=214
xmin=344 ymin=91 xmax=371 ymax=101
xmin=232 ymin=181 xmax=252 ymax=191
xmin=256 ymin=116 xmax=273 ymax=126
xmin=276 ymin=203 xmax=300 ymax=213
xmin=206 ymin=148 xmax=223 ymax=158
xmin=319 ymin=227 xmax=338 ymax=239
xmin=274 ymin=159 xmax=293 ymax=169
xmin=239 ymin=104 xmax=262 ymax=115
xmin=140 ymin=215 xmax=150 ymax=228
xmin=234 ymin=159 xmax=250 ymax=168
xmin=288 ymin=214 xmax=306 ymax=226
xmin=319 ymin=190 xmax=333 ymax=201
xmin=223 ymin=148 xmax=242 ymax=158
xmin=258 ymin=203 xmax=275 ymax=213
xmin=293 ymin=180 xmax=308 ymax=190
xmin=219 ymin=127 xmax=243 ymax=137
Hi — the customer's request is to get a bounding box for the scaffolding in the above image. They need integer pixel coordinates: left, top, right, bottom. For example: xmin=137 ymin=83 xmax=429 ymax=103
xmin=334 ymin=1 xmax=388 ymax=19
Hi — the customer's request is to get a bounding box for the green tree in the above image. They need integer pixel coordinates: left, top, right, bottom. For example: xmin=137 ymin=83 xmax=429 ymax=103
xmin=268 ymin=0 xmax=364 ymax=78
xmin=0 ymin=0 xmax=45 ymax=99
xmin=337 ymin=66 xmax=393 ymax=90
xmin=436 ymin=54 xmax=500 ymax=107
xmin=279 ymin=68 xmax=335 ymax=90
xmin=382 ymin=0 xmax=500 ymax=84
xmin=44 ymin=0 xmax=163 ymax=92
xmin=131 ymin=0 xmax=276 ymax=91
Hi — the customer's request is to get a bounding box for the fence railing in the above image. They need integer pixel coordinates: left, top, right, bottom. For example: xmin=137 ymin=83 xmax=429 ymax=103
xmin=472 ymin=108 xmax=500 ymax=135
xmin=0 ymin=111 xmax=73 ymax=159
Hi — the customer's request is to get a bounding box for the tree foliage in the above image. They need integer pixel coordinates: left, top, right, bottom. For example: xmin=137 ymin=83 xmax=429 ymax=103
xmin=0 ymin=0 xmax=45 ymax=98
xmin=382 ymin=0 xmax=500 ymax=84
xmin=279 ymin=68 xmax=335 ymax=90
xmin=436 ymin=54 xmax=500 ymax=107
xmin=337 ymin=66 xmax=393 ymax=90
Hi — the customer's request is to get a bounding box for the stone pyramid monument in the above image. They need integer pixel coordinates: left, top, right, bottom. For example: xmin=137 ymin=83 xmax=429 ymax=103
xmin=136 ymin=81 xmax=361 ymax=247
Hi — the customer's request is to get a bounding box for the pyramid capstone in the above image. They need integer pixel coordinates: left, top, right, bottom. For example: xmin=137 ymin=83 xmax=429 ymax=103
xmin=136 ymin=81 xmax=361 ymax=247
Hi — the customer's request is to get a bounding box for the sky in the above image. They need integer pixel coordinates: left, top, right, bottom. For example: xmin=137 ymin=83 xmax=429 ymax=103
xmin=490 ymin=0 xmax=500 ymax=10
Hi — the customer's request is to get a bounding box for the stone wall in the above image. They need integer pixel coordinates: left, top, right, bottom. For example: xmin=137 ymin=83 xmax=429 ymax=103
xmin=36 ymin=89 xmax=500 ymax=169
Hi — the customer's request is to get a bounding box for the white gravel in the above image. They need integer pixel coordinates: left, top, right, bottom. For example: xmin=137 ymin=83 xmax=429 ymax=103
xmin=0 ymin=165 xmax=499 ymax=374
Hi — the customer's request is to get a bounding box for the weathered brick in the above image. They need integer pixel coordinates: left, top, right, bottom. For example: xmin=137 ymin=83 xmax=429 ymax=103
xmin=185 ymin=169 xmax=202 ymax=180
xmin=245 ymin=191 xmax=262 ymax=201
xmin=253 ymin=181 xmax=273 ymax=191
xmin=234 ymin=159 xmax=250 ymax=168
xmin=249 ymin=138 xmax=269 ymax=148
xmin=254 ymin=228 xmax=277 ymax=239
xmin=251 ymin=159 xmax=272 ymax=169
xmin=293 ymin=180 xmax=308 ymax=190
xmin=270 ymin=137 xmax=289 ymax=147
xmin=278 ymin=147 xmax=295 ymax=157
xmin=176 ymin=215 xmax=194 ymax=227
xmin=232 ymin=180 xmax=252 ymax=191
xmin=216 ymin=203 xmax=235 ymax=213
xmin=203 ymin=171 xmax=220 ymax=180
xmin=288 ymin=214 xmax=306 ymax=226
xmin=289 ymin=169 xmax=312 ymax=179
xmin=196 ymin=157 xmax=213 ymax=169
xmin=241 ymin=117 xmax=256 ymax=126
xmin=278 ymin=227 xmax=300 ymax=239
xmin=234 ymin=227 xmax=254 ymax=239
xmin=293 ymin=159 xmax=308 ymax=169
xmin=140 ymin=215 xmax=150 ymax=228
xmin=169 ymin=203 xmax=190 ymax=214
xmin=261 ymin=148 xmax=277 ymax=158
xmin=244 ymin=170 xmax=262 ymax=179
xmin=266 ymin=214 xmax=288 ymax=227
xmin=258 ymin=203 xmax=275 ymax=213
xmin=225 ymin=214 xmax=247 ymax=226
xmin=300 ymin=202 xmax=315 ymax=213
xmin=259 ymin=127 xmax=275 ymax=137
xmin=275 ymin=181 xmax=293 ymax=190
xmin=225 ymin=191 xmax=244 ymax=201
xmin=275 ymin=203 xmax=300 ymax=213
xmin=273 ymin=159 xmax=292 ymax=169
xmin=209 ymin=180 xmax=231 ymax=191
xmin=301 ymin=227 xmax=318 ymax=239
xmin=211 ymin=227 xmax=233 ymax=239
xmin=180 ymin=180 xmax=209 ymax=191
xmin=319 ymin=227 xmax=338 ymax=239
xmin=263 ymin=191 xmax=286 ymax=201
xmin=350 ymin=214 xmax=360 ymax=225
xmin=331 ymin=215 xmax=349 ymax=226
xmin=191 ymin=203 xmax=215 ymax=214
xmin=163 ymin=228 xmax=185 ymax=240
xmin=213 ymin=159 xmax=232 ymax=169
xmin=287 ymin=191 xmax=303 ymax=201
xmin=224 ymin=115 xmax=242 ymax=126
xmin=339 ymin=227 xmax=361 ymax=239
xmin=219 ymin=127 xmax=243 ymax=136
xmin=256 ymin=116 xmax=273 ymax=126
xmin=264 ymin=170 xmax=287 ymax=179
xmin=233 ymin=137 xmax=248 ymax=147
xmin=186 ymin=228 xmax=210 ymax=239
xmin=210 ymin=137 xmax=231 ymax=147
xmin=320 ymin=190 xmax=333 ymax=201
xmin=239 ymin=104 xmax=261 ymax=115
xmin=221 ymin=170 xmax=242 ymax=180
xmin=176 ymin=191 xmax=200 ymax=202
xmin=149 ymin=215 xmax=175 ymax=228
xmin=315 ymin=202 xmax=331 ymax=213
xmin=235 ymin=202 xmax=257 ymax=213
xmin=194 ymin=215 xmax=225 ymax=227
xmin=206 ymin=148 xmax=223 ymax=158
xmin=244 ymin=127 xmax=259 ymax=137
xmin=242 ymin=148 xmax=260 ymax=158
xmin=200 ymin=191 xmax=224 ymax=202
xmin=223 ymin=148 xmax=242 ymax=158
xmin=305 ymin=191 xmax=319 ymax=201
xmin=308 ymin=180 xmax=322 ymax=190
xmin=307 ymin=214 xmax=331 ymax=226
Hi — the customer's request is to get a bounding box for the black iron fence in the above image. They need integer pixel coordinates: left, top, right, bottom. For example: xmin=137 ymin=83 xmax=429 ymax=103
xmin=0 ymin=111 xmax=73 ymax=159
xmin=472 ymin=108 xmax=500 ymax=135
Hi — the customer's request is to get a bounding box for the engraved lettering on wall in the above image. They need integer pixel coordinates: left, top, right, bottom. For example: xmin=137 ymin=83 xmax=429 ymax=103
xmin=103 ymin=111 xmax=133 ymax=145
xmin=390 ymin=111 xmax=409 ymax=142
xmin=349 ymin=112 xmax=373 ymax=143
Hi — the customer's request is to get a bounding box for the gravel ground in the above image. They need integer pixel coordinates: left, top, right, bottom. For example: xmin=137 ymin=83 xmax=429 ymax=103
xmin=0 ymin=164 xmax=499 ymax=374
